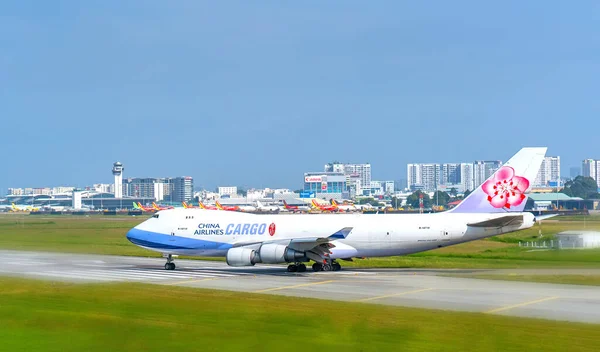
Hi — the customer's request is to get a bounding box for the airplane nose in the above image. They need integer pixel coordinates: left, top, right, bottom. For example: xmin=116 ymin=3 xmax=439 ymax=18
xmin=126 ymin=227 xmax=145 ymax=244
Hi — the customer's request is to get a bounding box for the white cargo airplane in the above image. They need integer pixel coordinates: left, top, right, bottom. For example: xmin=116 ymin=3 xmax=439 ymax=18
xmin=256 ymin=200 xmax=279 ymax=212
xmin=127 ymin=147 xmax=547 ymax=272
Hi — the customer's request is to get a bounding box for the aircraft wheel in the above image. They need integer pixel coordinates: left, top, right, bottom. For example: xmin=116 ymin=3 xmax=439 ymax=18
xmin=170 ymin=263 xmax=176 ymax=270
xmin=322 ymin=264 xmax=332 ymax=271
xmin=333 ymin=263 xmax=341 ymax=271
xmin=312 ymin=263 xmax=323 ymax=272
xmin=287 ymin=264 xmax=298 ymax=272
xmin=164 ymin=263 xmax=170 ymax=270
xmin=297 ymin=264 xmax=307 ymax=272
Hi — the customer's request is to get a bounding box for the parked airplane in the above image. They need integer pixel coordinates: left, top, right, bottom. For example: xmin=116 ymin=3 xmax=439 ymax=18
xmin=11 ymin=203 xmax=39 ymax=212
xmin=199 ymin=202 xmax=218 ymax=210
xmin=282 ymin=200 xmax=309 ymax=213
xmin=182 ymin=202 xmax=199 ymax=209
xmin=215 ymin=201 xmax=240 ymax=212
xmin=331 ymin=200 xmax=357 ymax=212
xmin=311 ymin=199 xmax=339 ymax=212
xmin=238 ymin=204 xmax=258 ymax=212
xmin=152 ymin=202 xmax=174 ymax=211
xmin=134 ymin=202 xmax=156 ymax=212
xmin=126 ymin=147 xmax=548 ymax=273
xmin=256 ymin=200 xmax=279 ymax=212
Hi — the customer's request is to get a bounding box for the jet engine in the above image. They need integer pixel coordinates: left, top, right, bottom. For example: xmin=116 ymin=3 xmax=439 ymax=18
xmin=226 ymin=247 xmax=258 ymax=267
xmin=225 ymin=244 xmax=306 ymax=267
xmin=257 ymin=243 xmax=306 ymax=264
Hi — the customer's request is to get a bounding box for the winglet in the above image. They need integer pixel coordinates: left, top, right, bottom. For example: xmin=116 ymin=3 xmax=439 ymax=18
xmin=329 ymin=227 xmax=353 ymax=239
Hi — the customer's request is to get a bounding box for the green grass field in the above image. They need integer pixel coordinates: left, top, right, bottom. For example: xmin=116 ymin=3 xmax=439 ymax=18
xmin=1 ymin=214 xmax=600 ymax=268
xmin=445 ymin=273 xmax=600 ymax=286
xmin=1 ymin=277 xmax=599 ymax=351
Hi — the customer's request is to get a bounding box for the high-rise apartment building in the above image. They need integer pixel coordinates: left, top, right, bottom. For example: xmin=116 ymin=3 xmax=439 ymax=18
xmin=473 ymin=160 xmax=503 ymax=188
xmin=534 ymin=156 xmax=560 ymax=186
xmin=582 ymin=159 xmax=600 ymax=188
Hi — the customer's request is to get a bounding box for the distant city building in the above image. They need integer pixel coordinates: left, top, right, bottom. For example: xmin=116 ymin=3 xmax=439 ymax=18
xmin=385 ymin=181 xmax=395 ymax=194
xmin=52 ymin=186 xmax=75 ymax=195
xmin=582 ymin=159 xmax=600 ymax=188
xmin=473 ymin=160 xmax=503 ymax=188
xmin=218 ymin=186 xmax=238 ymax=197
xmin=93 ymin=183 xmax=114 ymax=194
xmin=325 ymin=162 xmax=371 ymax=196
xmin=408 ymin=161 xmax=494 ymax=192
xmin=460 ymin=163 xmax=475 ymax=192
xmin=407 ymin=163 xmax=439 ymax=192
xmin=122 ymin=176 xmax=193 ymax=202
xmin=534 ymin=156 xmax=561 ymax=187
xmin=172 ymin=176 xmax=194 ymax=202
xmin=7 ymin=188 xmax=24 ymax=196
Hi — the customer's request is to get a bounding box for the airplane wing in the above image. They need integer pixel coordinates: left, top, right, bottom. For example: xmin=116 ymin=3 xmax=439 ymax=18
xmin=233 ymin=227 xmax=353 ymax=255
xmin=467 ymin=215 xmax=523 ymax=228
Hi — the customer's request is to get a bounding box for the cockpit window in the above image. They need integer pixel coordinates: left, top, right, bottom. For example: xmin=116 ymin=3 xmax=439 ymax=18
xmin=152 ymin=214 xmax=159 ymax=219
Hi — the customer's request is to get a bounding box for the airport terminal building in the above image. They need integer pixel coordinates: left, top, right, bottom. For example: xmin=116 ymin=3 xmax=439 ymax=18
xmin=303 ymin=172 xmax=348 ymax=200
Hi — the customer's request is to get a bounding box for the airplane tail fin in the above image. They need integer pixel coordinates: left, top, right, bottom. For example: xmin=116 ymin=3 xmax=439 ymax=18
xmin=199 ymin=202 xmax=206 ymax=209
xmin=450 ymin=147 xmax=547 ymax=213
xmin=331 ymin=199 xmax=338 ymax=206
xmin=152 ymin=202 xmax=160 ymax=210
xmin=182 ymin=202 xmax=188 ymax=208
xmin=133 ymin=202 xmax=140 ymax=209
xmin=283 ymin=200 xmax=290 ymax=208
xmin=215 ymin=201 xmax=224 ymax=210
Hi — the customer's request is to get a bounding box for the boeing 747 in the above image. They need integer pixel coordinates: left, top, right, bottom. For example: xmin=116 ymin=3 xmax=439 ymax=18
xmin=126 ymin=147 xmax=548 ymax=273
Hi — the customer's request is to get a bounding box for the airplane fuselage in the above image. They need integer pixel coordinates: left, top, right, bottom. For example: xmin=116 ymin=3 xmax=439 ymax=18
xmin=127 ymin=208 xmax=535 ymax=259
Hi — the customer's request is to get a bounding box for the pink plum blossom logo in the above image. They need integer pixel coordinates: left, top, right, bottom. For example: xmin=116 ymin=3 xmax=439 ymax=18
xmin=482 ymin=166 xmax=530 ymax=209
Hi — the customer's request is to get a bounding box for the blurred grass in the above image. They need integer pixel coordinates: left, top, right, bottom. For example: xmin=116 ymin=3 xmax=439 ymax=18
xmin=445 ymin=274 xmax=600 ymax=286
xmin=1 ymin=277 xmax=599 ymax=352
xmin=1 ymin=214 xmax=600 ymax=268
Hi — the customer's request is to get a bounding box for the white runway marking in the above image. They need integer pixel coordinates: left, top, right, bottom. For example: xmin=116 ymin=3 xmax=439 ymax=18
xmin=22 ymin=268 xmax=248 ymax=282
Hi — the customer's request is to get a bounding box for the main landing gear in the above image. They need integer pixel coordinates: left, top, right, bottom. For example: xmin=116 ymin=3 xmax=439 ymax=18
xmin=164 ymin=254 xmax=176 ymax=270
xmin=287 ymin=263 xmax=307 ymax=272
xmin=312 ymin=260 xmax=341 ymax=272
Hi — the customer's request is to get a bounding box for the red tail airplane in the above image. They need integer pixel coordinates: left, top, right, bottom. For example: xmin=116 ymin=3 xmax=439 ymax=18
xmin=152 ymin=202 xmax=174 ymax=211
xmin=199 ymin=202 xmax=218 ymax=210
xmin=215 ymin=201 xmax=240 ymax=211
xmin=283 ymin=200 xmax=309 ymax=213
xmin=311 ymin=199 xmax=339 ymax=212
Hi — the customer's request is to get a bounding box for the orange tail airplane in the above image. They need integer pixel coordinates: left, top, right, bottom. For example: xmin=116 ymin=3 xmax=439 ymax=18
xmin=311 ymin=199 xmax=339 ymax=212
xmin=136 ymin=202 xmax=156 ymax=212
xmin=215 ymin=201 xmax=240 ymax=211
xmin=152 ymin=202 xmax=174 ymax=211
xmin=199 ymin=201 xmax=218 ymax=210
xmin=182 ymin=202 xmax=199 ymax=209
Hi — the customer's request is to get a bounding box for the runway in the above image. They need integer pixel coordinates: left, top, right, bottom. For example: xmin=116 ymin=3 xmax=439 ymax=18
xmin=2 ymin=250 xmax=600 ymax=324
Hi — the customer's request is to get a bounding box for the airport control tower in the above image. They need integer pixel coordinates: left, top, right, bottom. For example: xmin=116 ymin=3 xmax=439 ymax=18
xmin=112 ymin=162 xmax=124 ymax=198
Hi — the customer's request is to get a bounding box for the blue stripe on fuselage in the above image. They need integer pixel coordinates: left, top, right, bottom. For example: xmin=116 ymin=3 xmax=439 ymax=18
xmin=126 ymin=228 xmax=232 ymax=251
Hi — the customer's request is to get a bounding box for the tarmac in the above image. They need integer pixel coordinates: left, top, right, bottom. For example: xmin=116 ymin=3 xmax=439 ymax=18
xmin=2 ymin=250 xmax=600 ymax=324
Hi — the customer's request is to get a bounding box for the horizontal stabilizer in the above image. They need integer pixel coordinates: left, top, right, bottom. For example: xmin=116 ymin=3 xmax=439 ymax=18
xmin=535 ymin=214 xmax=559 ymax=221
xmin=328 ymin=227 xmax=353 ymax=239
xmin=467 ymin=215 xmax=523 ymax=228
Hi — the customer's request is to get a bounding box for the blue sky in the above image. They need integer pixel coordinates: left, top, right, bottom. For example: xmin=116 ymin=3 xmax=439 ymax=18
xmin=1 ymin=1 xmax=599 ymax=191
